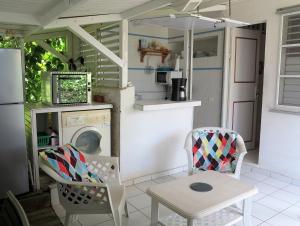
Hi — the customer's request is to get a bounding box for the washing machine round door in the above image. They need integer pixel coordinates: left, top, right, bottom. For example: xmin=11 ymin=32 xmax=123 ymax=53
xmin=71 ymin=126 xmax=102 ymax=155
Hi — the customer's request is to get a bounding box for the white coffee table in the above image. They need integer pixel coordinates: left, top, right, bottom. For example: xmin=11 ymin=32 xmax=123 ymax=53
xmin=146 ymin=170 xmax=257 ymax=226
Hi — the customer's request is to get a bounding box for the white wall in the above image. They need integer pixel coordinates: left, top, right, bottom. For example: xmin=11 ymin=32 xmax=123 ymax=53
xmin=128 ymin=23 xmax=170 ymax=100
xmin=192 ymin=30 xmax=224 ymax=128
xmin=119 ymin=87 xmax=193 ymax=182
xmin=231 ymin=0 xmax=300 ymax=179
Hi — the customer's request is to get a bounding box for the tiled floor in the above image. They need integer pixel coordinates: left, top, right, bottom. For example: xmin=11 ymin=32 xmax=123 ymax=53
xmin=61 ymin=169 xmax=300 ymax=226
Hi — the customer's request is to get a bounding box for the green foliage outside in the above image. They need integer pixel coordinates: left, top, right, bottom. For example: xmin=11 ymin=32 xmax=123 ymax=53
xmin=0 ymin=36 xmax=66 ymax=103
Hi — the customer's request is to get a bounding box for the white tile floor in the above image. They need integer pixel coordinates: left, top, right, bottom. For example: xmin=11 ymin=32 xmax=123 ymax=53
xmin=62 ymin=169 xmax=300 ymax=226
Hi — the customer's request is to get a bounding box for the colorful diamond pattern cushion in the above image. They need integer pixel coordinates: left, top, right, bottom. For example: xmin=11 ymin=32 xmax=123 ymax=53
xmin=192 ymin=129 xmax=239 ymax=173
xmin=39 ymin=144 xmax=103 ymax=183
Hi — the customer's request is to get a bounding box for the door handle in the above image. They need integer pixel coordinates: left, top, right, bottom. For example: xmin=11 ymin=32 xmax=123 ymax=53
xmin=256 ymin=93 xmax=260 ymax=99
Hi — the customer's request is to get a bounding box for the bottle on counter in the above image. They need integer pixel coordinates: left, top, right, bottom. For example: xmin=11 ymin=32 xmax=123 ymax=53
xmin=49 ymin=127 xmax=59 ymax=146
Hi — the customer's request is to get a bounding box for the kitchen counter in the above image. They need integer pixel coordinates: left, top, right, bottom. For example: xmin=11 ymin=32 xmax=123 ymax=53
xmin=134 ymin=99 xmax=202 ymax=111
xmin=25 ymin=102 xmax=113 ymax=113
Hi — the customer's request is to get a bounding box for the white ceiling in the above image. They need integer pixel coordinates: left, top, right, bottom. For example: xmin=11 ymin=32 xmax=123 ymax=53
xmin=0 ymin=0 xmax=247 ymax=34
xmin=61 ymin=0 xmax=150 ymax=17
xmin=0 ymin=0 xmax=150 ymax=19
xmin=0 ymin=0 xmax=60 ymax=15
xmin=0 ymin=0 xmax=152 ymax=33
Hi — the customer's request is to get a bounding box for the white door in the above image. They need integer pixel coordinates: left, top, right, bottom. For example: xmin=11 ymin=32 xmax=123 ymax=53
xmin=227 ymin=28 xmax=261 ymax=150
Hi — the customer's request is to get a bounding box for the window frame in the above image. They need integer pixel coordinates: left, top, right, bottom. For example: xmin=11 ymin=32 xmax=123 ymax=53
xmin=275 ymin=11 xmax=300 ymax=112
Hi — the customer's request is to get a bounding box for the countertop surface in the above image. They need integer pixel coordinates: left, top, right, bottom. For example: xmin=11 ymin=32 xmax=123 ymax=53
xmin=25 ymin=102 xmax=113 ymax=113
xmin=134 ymin=99 xmax=202 ymax=111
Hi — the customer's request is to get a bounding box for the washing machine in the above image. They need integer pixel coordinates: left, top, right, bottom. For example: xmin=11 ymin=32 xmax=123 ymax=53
xmin=61 ymin=109 xmax=111 ymax=156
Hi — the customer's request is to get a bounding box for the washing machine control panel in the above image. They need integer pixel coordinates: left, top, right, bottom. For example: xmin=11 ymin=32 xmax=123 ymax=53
xmin=66 ymin=116 xmax=87 ymax=127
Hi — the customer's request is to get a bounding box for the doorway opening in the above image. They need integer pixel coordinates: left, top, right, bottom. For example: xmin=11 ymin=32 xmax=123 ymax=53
xmin=224 ymin=23 xmax=266 ymax=165
xmin=245 ymin=23 xmax=266 ymax=164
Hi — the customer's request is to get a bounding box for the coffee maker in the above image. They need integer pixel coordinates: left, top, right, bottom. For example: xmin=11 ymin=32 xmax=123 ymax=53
xmin=171 ymin=78 xmax=187 ymax=101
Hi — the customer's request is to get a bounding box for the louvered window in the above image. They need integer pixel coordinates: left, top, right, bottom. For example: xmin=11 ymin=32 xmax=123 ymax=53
xmin=79 ymin=23 xmax=120 ymax=88
xmin=278 ymin=12 xmax=300 ymax=107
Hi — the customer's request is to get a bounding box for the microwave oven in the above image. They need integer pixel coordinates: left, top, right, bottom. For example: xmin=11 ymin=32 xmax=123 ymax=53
xmin=156 ymin=71 xmax=182 ymax=85
xmin=41 ymin=72 xmax=92 ymax=105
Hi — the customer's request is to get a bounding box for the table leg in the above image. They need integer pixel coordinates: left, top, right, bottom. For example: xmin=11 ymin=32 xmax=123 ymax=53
xmin=243 ymin=198 xmax=252 ymax=226
xmin=187 ymin=219 xmax=195 ymax=226
xmin=150 ymin=197 xmax=159 ymax=226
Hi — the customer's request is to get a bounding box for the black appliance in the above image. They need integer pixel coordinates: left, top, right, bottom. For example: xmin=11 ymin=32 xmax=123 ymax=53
xmin=171 ymin=78 xmax=187 ymax=101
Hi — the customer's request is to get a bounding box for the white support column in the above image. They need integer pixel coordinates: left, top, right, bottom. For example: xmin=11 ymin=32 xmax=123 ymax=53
xmin=36 ymin=40 xmax=69 ymax=63
xmin=189 ymin=29 xmax=194 ymax=100
xmin=67 ymin=24 xmax=124 ymax=68
xmin=183 ymin=29 xmax=194 ymax=100
xmin=183 ymin=31 xmax=189 ymax=78
xmin=119 ymin=20 xmax=128 ymax=88
xmin=221 ymin=27 xmax=231 ymax=128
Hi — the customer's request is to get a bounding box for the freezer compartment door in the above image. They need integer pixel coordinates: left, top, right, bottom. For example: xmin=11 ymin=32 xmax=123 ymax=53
xmin=0 ymin=104 xmax=29 ymax=197
xmin=0 ymin=49 xmax=24 ymax=104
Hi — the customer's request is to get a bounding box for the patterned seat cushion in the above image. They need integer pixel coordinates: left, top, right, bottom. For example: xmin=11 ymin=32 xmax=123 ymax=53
xmin=39 ymin=144 xmax=103 ymax=183
xmin=192 ymin=130 xmax=239 ymax=173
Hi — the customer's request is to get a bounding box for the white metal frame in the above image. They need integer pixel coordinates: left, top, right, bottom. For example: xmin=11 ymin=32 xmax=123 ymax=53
xmin=184 ymin=127 xmax=247 ymax=179
xmin=183 ymin=29 xmax=194 ymax=100
xmin=274 ymin=11 xmax=300 ymax=113
xmin=5 ymin=191 xmax=30 ymax=226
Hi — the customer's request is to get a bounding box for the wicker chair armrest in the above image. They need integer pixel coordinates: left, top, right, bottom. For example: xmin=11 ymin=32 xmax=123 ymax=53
xmin=39 ymin=159 xmax=108 ymax=188
xmin=56 ymin=182 xmax=111 ymax=211
xmin=85 ymin=156 xmax=121 ymax=185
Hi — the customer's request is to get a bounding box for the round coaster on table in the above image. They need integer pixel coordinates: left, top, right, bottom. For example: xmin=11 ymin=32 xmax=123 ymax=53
xmin=190 ymin=182 xmax=213 ymax=192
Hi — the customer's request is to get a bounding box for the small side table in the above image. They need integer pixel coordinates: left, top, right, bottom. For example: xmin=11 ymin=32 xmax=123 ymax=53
xmin=147 ymin=170 xmax=257 ymax=226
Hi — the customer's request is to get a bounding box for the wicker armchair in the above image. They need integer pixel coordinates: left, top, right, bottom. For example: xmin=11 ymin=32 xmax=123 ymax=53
xmin=39 ymin=155 xmax=128 ymax=226
xmin=184 ymin=127 xmax=247 ymax=179
xmin=0 ymin=191 xmax=30 ymax=226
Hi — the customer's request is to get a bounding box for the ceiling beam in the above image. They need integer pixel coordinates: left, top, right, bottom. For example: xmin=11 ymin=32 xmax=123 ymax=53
xmin=0 ymin=12 xmax=40 ymax=26
xmin=35 ymin=40 xmax=69 ymax=63
xmin=67 ymin=24 xmax=124 ymax=68
xmin=38 ymin=0 xmax=87 ymax=27
xmin=44 ymin=14 xmax=122 ymax=30
xmin=121 ymin=0 xmax=174 ymax=19
xmin=25 ymin=0 xmax=87 ymax=38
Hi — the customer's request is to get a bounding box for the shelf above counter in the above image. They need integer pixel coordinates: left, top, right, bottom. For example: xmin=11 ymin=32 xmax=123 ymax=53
xmin=134 ymin=99 xmax=202 ymax=111
xmin=138 ymin=48 xmax=170 ymax=63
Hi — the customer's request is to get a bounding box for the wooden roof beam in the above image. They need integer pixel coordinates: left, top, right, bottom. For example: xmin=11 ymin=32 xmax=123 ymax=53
xmin=121 ymin=0 xmax=174 ymax=19
xmin=67 ymin=23 xmax=124 ymax=68
xmin=44 ymin=14 xmax=122 ymax=30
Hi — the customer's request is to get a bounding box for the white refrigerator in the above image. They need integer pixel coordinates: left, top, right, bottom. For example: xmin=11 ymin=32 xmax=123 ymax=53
xmin=0 ymin=48 xmax=29 ymax=197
